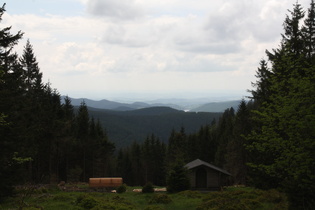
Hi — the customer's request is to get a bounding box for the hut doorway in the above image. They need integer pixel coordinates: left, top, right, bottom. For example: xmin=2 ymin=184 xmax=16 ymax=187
xmin=196 ymin=167 xmax=207 ymax=188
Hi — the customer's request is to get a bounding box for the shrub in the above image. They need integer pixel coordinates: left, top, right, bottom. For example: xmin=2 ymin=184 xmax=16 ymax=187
xmin=116 ymin=184 xmax=127 ymax=194
xmin=197 ymin=188 xmax=289 ymax=210
xmin=142 ymin=182 xmax=154 ymax=193
xmin=144 ymin=206 xmax=164 ymax=210
xmin=76 ymin=194 xmax=98 ymax=209
xmin=93 ymin=202 xmax=136 ymax=210
xmin=178 ymin=190 xmax=203 ymax=198
xmin=53 ymin=194 xmax=74 ymax=202
xmin=149 ymin=194 xmax=172 ymax=204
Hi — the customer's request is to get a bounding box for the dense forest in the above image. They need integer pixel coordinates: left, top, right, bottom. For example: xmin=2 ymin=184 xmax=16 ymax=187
xmin=0 ymin=1 xmax=315 ymax=209
xmin=87 ymin=106 xmax=222 ymax=148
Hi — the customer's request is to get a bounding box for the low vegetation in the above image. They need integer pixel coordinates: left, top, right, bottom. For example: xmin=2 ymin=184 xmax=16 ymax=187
xmin=0 ymin=184 xmax=288 ymax=210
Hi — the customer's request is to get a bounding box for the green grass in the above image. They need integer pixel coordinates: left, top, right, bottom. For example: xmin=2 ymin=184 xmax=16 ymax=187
xmin=0 ymin=185 xmax=288 ymax=210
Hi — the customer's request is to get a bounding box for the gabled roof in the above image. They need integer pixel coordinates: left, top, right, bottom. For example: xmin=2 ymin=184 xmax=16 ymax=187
xmin=185 ymin=159 xmax=231 ymax=176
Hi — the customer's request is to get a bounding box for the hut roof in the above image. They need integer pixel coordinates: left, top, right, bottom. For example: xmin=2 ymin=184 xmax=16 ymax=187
xmin=185 ymin=159 xmax=231 ymax=176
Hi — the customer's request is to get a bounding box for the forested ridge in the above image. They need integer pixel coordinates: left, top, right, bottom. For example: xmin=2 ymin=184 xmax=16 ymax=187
xmin=0 ymin=1 xmax=315 ymax=209
xmin=86 ymin=106 xmax=222 ymax=148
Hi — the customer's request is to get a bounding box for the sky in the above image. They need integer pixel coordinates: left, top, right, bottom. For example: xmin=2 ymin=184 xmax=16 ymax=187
xmin=2 ymin=0 xmax=312 ymax=101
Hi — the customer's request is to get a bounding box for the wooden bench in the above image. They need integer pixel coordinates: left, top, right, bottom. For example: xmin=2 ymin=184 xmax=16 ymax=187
xmin=89 ymin=177 xmax=123 ymax=188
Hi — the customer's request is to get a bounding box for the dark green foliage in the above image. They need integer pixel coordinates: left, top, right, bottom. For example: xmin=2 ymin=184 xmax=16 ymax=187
xmin=246 ymin=1 xmax=315 ymax=209
xmin=0 ymin=3 xmax=25 ymax=198
xmin=166 ymin=159 xmax=190 ymax=193
xmin=224 ymin=100 xmax=251 ymax=185
xmin=117 ymin=136 xmax=166 ymax=186
xmin=144 ymin=206 xmax=164 ymax=210
xmin=142 ymin=182 xmax=154 ymax=193
xmin=67 ymin=166 xmax=83 ymax=183
xmin=197 ymin=188 xmax=288 ymax=210
xmin=149 ymin=194 xmax=172 ymax=204
xmin=186 ymin=124 xmax=217 ymax=164
xmin=178 ymin=190 xmax=203 ymax=199
xmin=0 ymin=4 xmax=117 ymax=198
xmin=303 ymin=0 xmax=315 ymax=61
xmin=76 ymin=194 xmax=98 ymax=209
xmin=214 ymin=107 xmax=235 ymax=167
xmin=167 ymin=127 xmax=187 ymax=164
xmin=249 ymin=59 xmax=272 ymax=104
xmin=2 ymin=185 xmax=288 ymax=210
xmin=88 ymin=107 xmax=221 ymax=149
xmin=116 ymin=184 xmax=127 ymax=194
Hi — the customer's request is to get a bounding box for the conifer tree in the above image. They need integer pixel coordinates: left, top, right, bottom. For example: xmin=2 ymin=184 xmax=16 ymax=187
xmin=282 ymin=2 xmax=305 ymax=56
xmin=303 ymin=0 xmax=315 ymax=62
xmin=76 ymin=101 xmax=90 ymax=181
xmin=214 ymin=108 xmax=234 ymax=167
xmin=166 ymin=158 xmax=190 ymax=193
xmin=247 ymin=2 xmax=315 ymax=208
xmin=225 ymin=100 xmax=251 ymax=185
xmin=249 ymin=59 xmax=272 ymax=104
xmin=0 ymin=3 xmax=25 ymax=198
xmin=20 ymin=39 xmax=42 ymax=93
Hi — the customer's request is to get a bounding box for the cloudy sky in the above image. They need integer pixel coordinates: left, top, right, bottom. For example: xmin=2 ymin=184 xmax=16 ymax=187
xmin=2 ymin=0 xmax=311 ymax=100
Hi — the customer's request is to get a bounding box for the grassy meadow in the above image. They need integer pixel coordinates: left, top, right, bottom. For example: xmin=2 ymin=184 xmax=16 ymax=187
xmin=0 ymin=184 xmax=288 ymax=210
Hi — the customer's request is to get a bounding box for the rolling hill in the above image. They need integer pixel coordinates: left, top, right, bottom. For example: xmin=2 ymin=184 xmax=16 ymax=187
xmin=190 ymin=100 xmax=241 ymax=112
xmin=64 ymin=96 xmax=241 ymax=112
xmin=85 ymin=106 xmax=222 ymax=149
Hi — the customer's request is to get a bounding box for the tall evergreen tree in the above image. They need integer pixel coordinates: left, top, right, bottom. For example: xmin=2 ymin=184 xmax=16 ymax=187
xmin=75 ymin=101 xmax=90 ymax=181
xmin=303 ymin=0 xmax=315 ymax=62
xmin=225 ymin=100 xmax=251 ymax=185
xmin=0 ymin=3 xmax=25 ymax=198
xmin=249 ymin=59 xmax=272 ymax=104
xmin=214 ymin=108 xmax=235 ymax=167
xmin=247 ymin=2 xmax=315 ymax=208
xmin=282 ymin=2 xmax=305 ymax=56
xmin=20 ymin=39 xmax=42 ymax=93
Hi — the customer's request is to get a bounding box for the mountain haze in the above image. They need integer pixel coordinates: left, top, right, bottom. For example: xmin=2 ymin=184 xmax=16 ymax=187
xmin=64 ymin=96 xmax=240 ymax=112
xmin=190 ymin=100 xmax=241 ymax=112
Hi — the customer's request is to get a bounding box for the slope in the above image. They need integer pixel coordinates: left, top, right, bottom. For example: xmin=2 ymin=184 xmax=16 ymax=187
xmin=86 ymin=107 xmax=222 ymax=148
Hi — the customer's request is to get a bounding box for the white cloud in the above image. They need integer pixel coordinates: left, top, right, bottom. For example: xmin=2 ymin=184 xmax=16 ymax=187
xmin=3 ymin=0 xmax=312 ymax=99
xmin=85 ymin=0 xmax=145 ymax=20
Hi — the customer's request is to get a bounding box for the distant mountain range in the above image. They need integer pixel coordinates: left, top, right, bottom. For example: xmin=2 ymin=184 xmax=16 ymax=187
xmin=62 ymin=96 xmax=241 ymax=112
xmin=65 ymin=96 xmax=241 ymax=148
xmin=190 ymin=101 xmax=241 ymax=112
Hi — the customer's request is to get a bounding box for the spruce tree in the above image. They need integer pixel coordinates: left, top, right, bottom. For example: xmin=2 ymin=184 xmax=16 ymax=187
xmin=76 ymin=101 xmax=90 ymax=181
xmin=249 ymin=59 xmax=272 ymax=104
xmin=0 ymin=3 xmax=25 ymax=198
xmin=166 ymin=158 xmax=190 ymax=193
xmin=246 ymin=2 xmax=315 ymax=208
xmin=20 ymin=39 xmax=42 ymax=93
xmin=303 ymin=0 xmax=315 ymax=62
xmin=225 ymin=100 xmax=251 ymax=185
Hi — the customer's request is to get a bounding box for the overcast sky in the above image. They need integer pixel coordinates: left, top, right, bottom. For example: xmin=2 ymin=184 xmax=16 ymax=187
xmin=2 ymin=0 xmax=311 ymax=100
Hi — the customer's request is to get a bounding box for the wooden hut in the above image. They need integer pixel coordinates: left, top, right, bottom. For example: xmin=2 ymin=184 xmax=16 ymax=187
xmin=185 ymin=159 xmax=231 ymax=190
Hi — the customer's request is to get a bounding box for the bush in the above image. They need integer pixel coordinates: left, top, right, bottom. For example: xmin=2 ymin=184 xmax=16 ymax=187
xmin=178 ymin=190 xmax=203 ymax=198
xmin=116 ymin=184 xmax=127 ymax=194
xmin=142 ymin=182 xmax=154 ymax=193
xmin=197 ymin=188 xmax=288 ymax=210
xmin=76 ymin=194 xmax=98 ymax=209
xmin=53 ymin=194 xmax=74 ymax=202
xmin=144 ymin=206 xmax=164 ymax=210
xmin=149 ymin=194 xmax=172 ymax=204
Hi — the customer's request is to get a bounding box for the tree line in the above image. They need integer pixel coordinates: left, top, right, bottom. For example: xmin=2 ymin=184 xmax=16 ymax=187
xmin=1 ymin=1 xmax=315 ymax=209
xmin=0 ymin=4 xmax=117 ymax=198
